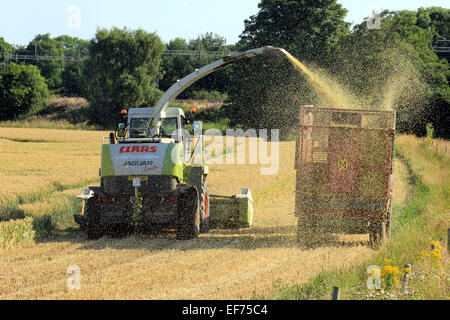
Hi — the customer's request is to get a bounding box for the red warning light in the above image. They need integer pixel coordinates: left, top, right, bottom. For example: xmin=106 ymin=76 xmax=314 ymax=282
xmin=191 ymin=107 xmax=197 ymax=113
xmin=121 ymin=109 xmax=128 ymax=115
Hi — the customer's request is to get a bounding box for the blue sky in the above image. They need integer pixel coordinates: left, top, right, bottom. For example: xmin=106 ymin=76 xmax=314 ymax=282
xmin=0 ymin=0 xmax=448 ymax=46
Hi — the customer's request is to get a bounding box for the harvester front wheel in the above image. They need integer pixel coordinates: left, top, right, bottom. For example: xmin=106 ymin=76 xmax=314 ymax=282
xmin=176 ymin=187 xmax=200 ymax=240
xmin=85 ymin=196 xmax=105 ymax=240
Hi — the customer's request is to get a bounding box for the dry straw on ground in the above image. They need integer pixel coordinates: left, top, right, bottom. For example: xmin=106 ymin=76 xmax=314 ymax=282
xmin=0 ymin=129 xmax=411 ymax=299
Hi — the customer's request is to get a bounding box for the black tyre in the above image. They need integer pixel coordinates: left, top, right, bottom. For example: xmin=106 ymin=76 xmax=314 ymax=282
xmin=106 ymin=224 xmax=131 ymax=239
xmin=175 ymin=187 xmax=200 ymax=240
xmin=85 ymin=196 xmax=105 ymax=240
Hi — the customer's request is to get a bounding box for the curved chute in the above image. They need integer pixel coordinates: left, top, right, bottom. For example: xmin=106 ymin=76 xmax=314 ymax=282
xmin=149 ymin=46 xmax=283 ymax=136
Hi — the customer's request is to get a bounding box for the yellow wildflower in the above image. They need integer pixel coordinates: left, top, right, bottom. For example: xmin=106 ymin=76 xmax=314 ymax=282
xmin=430 ymin=241 xmax=443 ymax=250
xmin=381 ymin=265 xmax=400 ymax=277
xmin=404 ymin=266 xmax=411 ymax=274
xmin=430 ymin=249 xmax=443 ymax=260
xmin=384 ymin=259 xmax=392 ymax=264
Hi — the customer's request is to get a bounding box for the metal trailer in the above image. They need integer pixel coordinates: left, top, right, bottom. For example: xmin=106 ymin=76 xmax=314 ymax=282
xmin=295 ymin=106 xmax=396 ymax=248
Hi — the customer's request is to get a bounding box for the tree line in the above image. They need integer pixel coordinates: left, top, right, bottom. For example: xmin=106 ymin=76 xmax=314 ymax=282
xmin=0 ymin=1 xmax=448 ymax=137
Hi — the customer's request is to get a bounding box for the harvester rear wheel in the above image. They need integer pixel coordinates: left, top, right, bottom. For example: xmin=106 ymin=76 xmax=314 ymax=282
xmin=85 ymin=196 xmax=105 ymax=240
xmin=176 ymin=187 xmax=200 ymax=240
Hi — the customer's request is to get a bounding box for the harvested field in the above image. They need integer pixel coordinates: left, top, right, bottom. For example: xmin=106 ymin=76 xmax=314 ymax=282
xmin=0 ymin=128 xmax=408 ymax=299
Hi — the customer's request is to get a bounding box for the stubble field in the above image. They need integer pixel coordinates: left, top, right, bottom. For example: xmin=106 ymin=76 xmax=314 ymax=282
xmin=0 ymin=127 xmax=409 ymax=299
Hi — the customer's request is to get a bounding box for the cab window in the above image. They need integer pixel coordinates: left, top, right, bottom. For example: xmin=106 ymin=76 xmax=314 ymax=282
xmin=129 ymin=118 xmax=149 ymax=138
xmin=161 ymin=117 xmax=178 ymax=137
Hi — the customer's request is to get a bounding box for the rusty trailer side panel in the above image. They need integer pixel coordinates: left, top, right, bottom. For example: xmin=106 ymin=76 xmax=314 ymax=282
xmin=295 ymin=106 xmax=396 ymax=222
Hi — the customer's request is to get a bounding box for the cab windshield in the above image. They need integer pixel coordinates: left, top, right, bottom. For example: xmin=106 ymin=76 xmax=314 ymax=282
xmin=128 ymin=118 xmax=178 ymax=138
xmin=129 ymin=118 xmax=149 ymax=138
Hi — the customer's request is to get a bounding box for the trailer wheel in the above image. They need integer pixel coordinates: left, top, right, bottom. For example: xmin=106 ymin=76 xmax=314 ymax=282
xmin=176 ymin=187 xmax=200 ymax=240
xmin=85 ymin=196 xmax=105 ymax=240
xmin=369 ymin=221 xmax=386 ymax=249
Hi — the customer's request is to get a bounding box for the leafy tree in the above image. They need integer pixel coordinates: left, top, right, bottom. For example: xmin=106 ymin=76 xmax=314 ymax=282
xmin=83 ymin=27 xmax=165 ymax=127
xmin=0 ymin=63 xmax=49 ymax=120
xmin=52 ymin=35 xmax=90 ymax=96
xmin=329 ymin=9 xmax=449 ymax=137
xmin=240 ymin=0 xmax=349 ymax=64
xmin=188 ymin=32 xmax=227 ymax=52
xmin=188 ymin=33 xmax=233 ymax=96
xmin=159 ymin=38 xmax=196 ymax=94
xmin=415 ymin=7 xmax=450 ymax=39
xmin=54 ymin=35 xmax=89 ymax=52
xmin=26 ymin=34 xmax=65 ymax=89
xmin=227 ymin=0 xmax=350 ymax=138
xmin=160 ymin=33 xmax=233 ymax=98
xmin=61 ymin=59 xmax=85 ymax=96
xmin=0 ymin=37 xmax=13 ymax=57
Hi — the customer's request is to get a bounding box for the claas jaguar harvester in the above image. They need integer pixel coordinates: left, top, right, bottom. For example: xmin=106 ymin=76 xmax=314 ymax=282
xmin=75 ymin=47 xmax=284 ymax=240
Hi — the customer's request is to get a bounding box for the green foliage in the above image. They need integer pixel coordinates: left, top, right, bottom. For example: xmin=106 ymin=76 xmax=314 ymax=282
xmin=54 ymin=35 xmax=89 ymax=96
xmin=415 ymin=7 xmax=450 ymax=39
xmin=228 ymin=0 xmax=350 ymax=139
xmin=0 ymin=208 xmax=25 ymax=222
xmin=0 ymin=63 xmax=49 ymax=120
xmin=54 ymin=35 xmax=89 ymax=57
xmin=26 ymin=34 xmax=65 ymax=89
xmin=0 ymin=217 xmax=35 ymax=248
xmin=426 ymin=123 xmax=435 ymax=138
xmin=160 ymin=33 xmax=232 ymax=98
xmin=240 ymin=0 xmax=349 ymax=64
xmin=192 ymin=90 xmax=228 ymax=100
xmin=328 ymin=9 xmax=450 ymax=137
xmin=0 ymin=37 xmax=13 ymax=57
xmin=61 ymin=60 xmax=85 ymax=96
xmin=32 ymin=215 xmax=55 ymax=239
xmin=159 ymin=38 xmax=195 ymax=94
xmin=83 ymin=27 xmax=165 ymax=127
